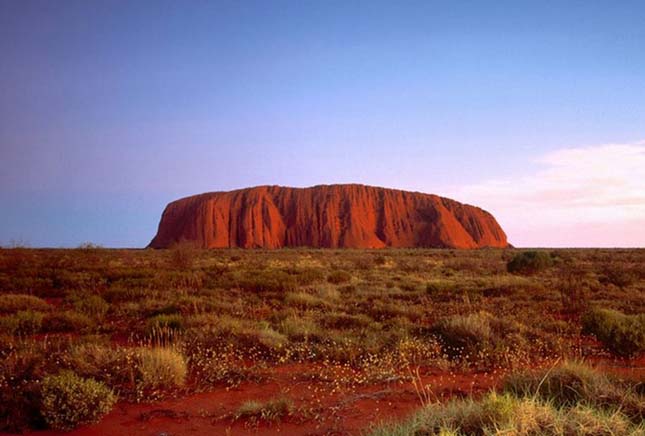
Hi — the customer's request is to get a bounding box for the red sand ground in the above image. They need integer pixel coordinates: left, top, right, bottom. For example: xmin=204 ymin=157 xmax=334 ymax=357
xmin=27 ymin=364 xmax=499 ymax=436
xmin=18 ymin=358 xmax=643 ymax=436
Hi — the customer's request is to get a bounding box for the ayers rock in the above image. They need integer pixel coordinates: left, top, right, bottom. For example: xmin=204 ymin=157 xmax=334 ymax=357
xmin=149 ymin=184 xmax=509 ymax=249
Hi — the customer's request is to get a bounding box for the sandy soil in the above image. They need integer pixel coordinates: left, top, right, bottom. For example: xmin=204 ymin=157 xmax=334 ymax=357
xmin=20 ymin=357 xmax=643 ymax=436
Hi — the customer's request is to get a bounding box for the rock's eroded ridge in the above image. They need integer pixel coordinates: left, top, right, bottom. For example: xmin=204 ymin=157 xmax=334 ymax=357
xmin=149 ymin=184 xmax=509 ymax=249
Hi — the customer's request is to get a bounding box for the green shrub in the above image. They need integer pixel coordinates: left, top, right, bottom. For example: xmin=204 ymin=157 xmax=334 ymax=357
xmin=581 ymin=308 xmax=645 ymax=357
xmin=0 ymin=294 xmax=49 ymax=314
xmin=327 ymin=270 xmax=352 ymax=284
xmin=40 ymin=371 xmax=116 ymax=430
xmin=507 ymin=251 xmax=553 ymax=274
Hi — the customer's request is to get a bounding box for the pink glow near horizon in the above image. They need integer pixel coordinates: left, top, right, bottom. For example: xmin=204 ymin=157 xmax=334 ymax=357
xmin=448 ymin=142 xmax=645 ymax=247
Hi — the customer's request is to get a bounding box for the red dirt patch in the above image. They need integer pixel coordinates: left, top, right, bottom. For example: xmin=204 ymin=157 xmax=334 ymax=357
xmin=22 ymin=363 xmax=503 ymax=436
xmin=9 ymin=357 xmax=641 ymax=435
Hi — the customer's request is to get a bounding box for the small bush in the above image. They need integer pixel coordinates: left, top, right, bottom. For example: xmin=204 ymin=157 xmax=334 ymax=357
xmin=507 ymin=251 xmax=553 ymax=274
xmin=0 ymin=294 xmax=49 ymax=314
xmin=42 ymin=311 xmax=95 ymax=333
xmin=0 ymin=311 xmax=44 ymax=335
xmin=73 ymin=295 xmax=109 ymax=318
xmin=432 ymin=312 xmax=492 ymax=360
xmin=327 ymin=270 xmax=352 ymax=284
xmin=431 ymin=312 xmax=528 ymax=364
xmin=40 ymin=371 xmax=116 ymax=430
xmin=582 ymin=308 xmax=645 ymax=357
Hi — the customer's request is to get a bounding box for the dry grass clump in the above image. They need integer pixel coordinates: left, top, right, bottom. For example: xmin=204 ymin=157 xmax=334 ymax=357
xmin=145 ymin=313 xmax=185 ymax=336
xmin=431 ymin=312 xmax=528 ymax=365
xmin=234 ymin=396 xmax=294 ymax=423
xmin=503 ymin=361 xmax=644 ymax=423
xmin=279 ymin=315 xmax=323 ymax=342
xmin=369 ymin=393 xmax=568 ymax=436
xmin=136 ymin=347 xmax=187 ymax=393
xmin=168 ymin=240 xmax=200 ymax=269
xmin=370 ymin=363 xmax=645 ymax=435
xmin=432 ymin=312 xmax=493 ymax=360
xmin=67 ymin=343 xmax=133 ymax=387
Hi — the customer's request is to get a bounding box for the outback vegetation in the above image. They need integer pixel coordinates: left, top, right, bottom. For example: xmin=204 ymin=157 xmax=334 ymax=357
xmin=0 ymin=246 xmax=643 ymax=434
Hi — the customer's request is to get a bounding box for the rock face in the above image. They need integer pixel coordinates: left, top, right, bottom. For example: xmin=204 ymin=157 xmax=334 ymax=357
xmin=149 ymin=184 xmax=509 ymax=249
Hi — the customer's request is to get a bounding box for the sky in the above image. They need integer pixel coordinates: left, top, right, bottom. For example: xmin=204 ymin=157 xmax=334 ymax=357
xmin=1 ymin=0 xmax=644 ymax=248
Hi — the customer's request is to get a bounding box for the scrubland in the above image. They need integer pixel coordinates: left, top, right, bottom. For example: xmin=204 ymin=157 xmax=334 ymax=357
xmin=0 ymin=246 xmax=643 ymax=434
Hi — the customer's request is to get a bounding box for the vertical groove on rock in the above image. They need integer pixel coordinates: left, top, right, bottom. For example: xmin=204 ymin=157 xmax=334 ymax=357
xmin=149 ymin=184 xmax=509 ymax=249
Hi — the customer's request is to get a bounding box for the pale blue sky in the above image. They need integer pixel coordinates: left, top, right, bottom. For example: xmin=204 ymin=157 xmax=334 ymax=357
xmin=1 ymin=1 xmax=644 ymax=247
